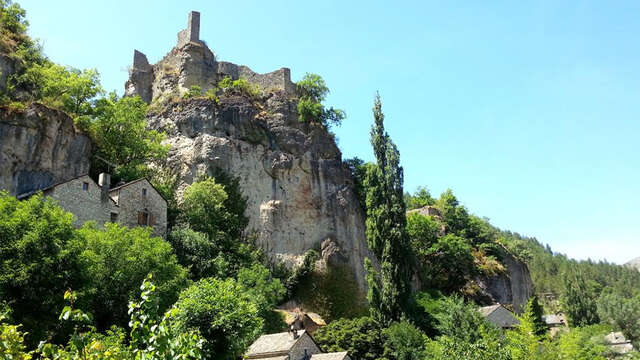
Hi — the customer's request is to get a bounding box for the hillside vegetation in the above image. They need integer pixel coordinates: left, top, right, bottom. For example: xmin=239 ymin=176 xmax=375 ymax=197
xmin=2 ymin=1 xmax=640 ymax=359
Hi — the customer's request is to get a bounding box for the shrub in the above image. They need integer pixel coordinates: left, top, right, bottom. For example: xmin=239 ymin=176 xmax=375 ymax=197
xmin=217 ymin=76 xmax=261 ymax=98
xmin=173 ymin=277 xmax=263 ymax=359
xmin=77 ymin=223 xmax=189 ymax=331
xmin=296 ymin=73 xmax=345 ymax=127
xmin=0 ymin=192 xmax=86 ymax=345
xmin=183 ymin=85 xmax=202 ymax=99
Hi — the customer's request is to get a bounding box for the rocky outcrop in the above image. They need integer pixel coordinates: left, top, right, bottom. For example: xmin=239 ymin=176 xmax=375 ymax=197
xmin=0 ymin=104 xmax=92 ymax=196
xmin=147 ymin=94 xmax=373 ymax=294
xmin=626 ymin=257 xmax=640 ymax=271
xmin=476 ymin=250 xmax=534 ymax=313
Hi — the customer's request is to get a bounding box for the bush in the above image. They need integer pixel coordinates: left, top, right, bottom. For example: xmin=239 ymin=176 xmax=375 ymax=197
xmin=296 ymin=73 xmax=345 ymax=127
xmin=0 ymin=192 xmax=86 ymax=345
xmin=77 ymin=223 xmax=189 ymax=331
xmin=183 ymin=85 xmax=202 ymax=99
xmin=313 ymin=317 xmax=387 ymax=360
xmin=383 ymin=321 xmax=427 ymax=360
xmin=173 ymin=277 xmax=263 ymax=359
xmin=217 ymin=76 xmax=261 ymax=98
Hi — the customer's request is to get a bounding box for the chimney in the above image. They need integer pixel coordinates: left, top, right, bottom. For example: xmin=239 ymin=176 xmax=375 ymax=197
xmin=98 ymin=173 xmax=111 ymax=202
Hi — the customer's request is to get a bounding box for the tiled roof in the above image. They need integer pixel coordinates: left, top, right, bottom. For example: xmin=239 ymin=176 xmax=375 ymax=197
xmin=310 ymin=352 xmax=349 ymax=360
xmin=246 ymin=331 xmax=307 ymax=357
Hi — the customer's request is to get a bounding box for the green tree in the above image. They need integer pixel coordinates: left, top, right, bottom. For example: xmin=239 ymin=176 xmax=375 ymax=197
xmin=296 ymin=73 xmax=345 ymax=127
xmin=383 ymin=321 xmax=427 ymax=360
xmin=0 ymin=192 xmax=86 ymax=345
xmin=77 ymin=223 xmax=189 ymax=331
xmin=432 ymin=296 xmax=487 ymax=343
xmin=0 ymin=313 xmax=31 ymax=360
xmin=83 ymin=93 xmax=169 ymax=182
xmin=561 ymin=271 xmax=600 ymax=327
xmin=415 ymin=234 xmax=475 ymax=293
xmin=36 ymin=276 xmax=205 ymax=360
xmin=553 ymin=325 xmax=609 ymax=360
xmin=313 ymin=317 xmax=387 ymax=360
xmin=404 ymin=186 xmax=435 ymax=210
xmin=236 ymin=263 xmax=287 ymax=328
xmin=597 ymin=290 xmax=640 ymax=347
xmin=525 ymin=295 xmax=546 ymax=336
xmin=173 ymin=277 xmax=263 ymax=360
xmin=505 ymin=305 xmax=552 ymax=360
xmin=363 ymin=93 xmax=411 ymax=324
xmin=425 ymin=326 xmax=511 ymax=360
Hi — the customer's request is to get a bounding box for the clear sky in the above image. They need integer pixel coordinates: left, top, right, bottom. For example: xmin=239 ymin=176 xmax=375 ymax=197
xmin=18 ymin=0 xmax=640 ymax=264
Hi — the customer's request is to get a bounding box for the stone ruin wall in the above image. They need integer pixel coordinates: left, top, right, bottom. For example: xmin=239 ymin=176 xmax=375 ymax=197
xmin=125 ymin=11 xmax=296 ymax=104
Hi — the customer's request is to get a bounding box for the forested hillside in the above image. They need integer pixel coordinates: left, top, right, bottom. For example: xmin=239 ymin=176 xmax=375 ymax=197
xmin=1 ymin=1 xmax=640 ymax=359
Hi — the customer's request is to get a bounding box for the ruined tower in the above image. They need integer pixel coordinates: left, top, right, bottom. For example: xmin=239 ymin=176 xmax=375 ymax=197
xmin=177 ymin=11 xmax=201 ymax=48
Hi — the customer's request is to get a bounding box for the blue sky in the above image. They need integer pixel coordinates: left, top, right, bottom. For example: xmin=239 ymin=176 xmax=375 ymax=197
xmin=19 ymin=0 xmax=640 ymax=263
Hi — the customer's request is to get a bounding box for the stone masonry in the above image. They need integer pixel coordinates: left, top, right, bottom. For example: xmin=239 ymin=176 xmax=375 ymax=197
xmin=33 ymin=174 xmax=167 ymax=238
xmin=125 ymin=11 xmax=296 ymax=104
xmin=108 ymin=178 xmax=168 ymax=238
xmin=41 ymin=174 xmax=117 ymax=228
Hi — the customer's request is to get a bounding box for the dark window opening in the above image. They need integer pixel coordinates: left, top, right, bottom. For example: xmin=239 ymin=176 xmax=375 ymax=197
xmin=142 ymin=188 xmax=147 ymax=196
xmin=82 ymin=182 xmax=89 ymax=191
xmin=110 ymin=212 xmax=118 ymax=222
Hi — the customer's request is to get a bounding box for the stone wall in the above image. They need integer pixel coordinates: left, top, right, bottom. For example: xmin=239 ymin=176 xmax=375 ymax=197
xmin=290 ymin=332 xmax=321 ymax=360
xmin=44 ymin=175 xmax=117 ymax=227
xmin=126 ymin=12 xmax=296 ymax=103
xmin=0 ymin=104 xmax=92 ymax=196
xmin=109 ymin=179 xmax=167 ymax=237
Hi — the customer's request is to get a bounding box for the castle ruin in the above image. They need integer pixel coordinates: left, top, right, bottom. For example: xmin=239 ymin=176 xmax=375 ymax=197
xmin=125 ymin=11 xmax=296 ymax=103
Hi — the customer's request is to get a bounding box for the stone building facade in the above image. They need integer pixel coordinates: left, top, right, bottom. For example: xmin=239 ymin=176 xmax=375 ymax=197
xmin=38 ymin=174 xmax=117 ymax=227
xmin=108 ymin=178 xmax=168 ymax=238
xmin=246 ymin=330 xmax=351 ymax=360
xmin=26 ymin=173 xmax=167 ymax=237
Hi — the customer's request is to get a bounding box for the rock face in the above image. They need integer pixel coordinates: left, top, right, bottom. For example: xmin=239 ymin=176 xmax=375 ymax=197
xmin=128 ymin=12 xmax=374 ymax=296
xmin=0 ymin=104 xmax=92 ymax=196
xmin=147 ymin=95 xmax=373 ymax=293
xmin=476 ymin=250 xmax=534 ymax=313
xmin=626 ymin=257 xmax=640 ymax=270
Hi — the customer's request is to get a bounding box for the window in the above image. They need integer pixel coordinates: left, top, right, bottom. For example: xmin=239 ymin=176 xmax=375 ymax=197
xmin=110 ymin=212 xmax=118 ymax=222
xmin=138 ymin=211 xmax=149 ymax=226
xmin=137 ymin=210 xmax=155 ymax=227
xmin=142 ymin=188 xmax=147 ymax=196
xmin=82 ymin=182 xmax=89 ymax=191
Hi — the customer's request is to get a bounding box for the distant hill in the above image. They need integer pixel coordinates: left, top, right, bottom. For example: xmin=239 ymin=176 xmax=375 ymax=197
xmin=626 ymin=257 xmax=640 ymax=270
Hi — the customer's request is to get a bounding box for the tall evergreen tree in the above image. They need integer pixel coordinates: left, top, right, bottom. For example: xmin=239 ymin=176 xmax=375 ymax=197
xmin=525 ymin=295 xmax=546 ymax=336
xmin=364 ymin=93 xmax=411 ymax=324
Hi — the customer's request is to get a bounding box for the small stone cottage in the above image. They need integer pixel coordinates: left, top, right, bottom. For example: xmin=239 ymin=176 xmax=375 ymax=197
xmin=246 ymin=329 xmax=350 ymax=360
xmin=478 ymin=304 xmax=519 ymax=329
xmin=19 ymin=173 xmax=167 ymax=237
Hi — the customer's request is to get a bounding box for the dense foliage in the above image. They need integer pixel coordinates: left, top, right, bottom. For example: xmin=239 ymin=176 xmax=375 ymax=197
xmin=363 ymin=93 xmax=412 ymax=324
xmin=173 ymin=277 xmax=263 ymax=359
xmin=296 ymin=73 xmax=345 ymax=127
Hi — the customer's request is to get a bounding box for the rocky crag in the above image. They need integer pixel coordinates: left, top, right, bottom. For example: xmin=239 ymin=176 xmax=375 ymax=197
xmin=126 ymin=12 xmax=374 ymax=304
xmin=0 ymin=104 xmax=91 ymax=196
xmin=475 ymin=250 xmax=533 ymax=313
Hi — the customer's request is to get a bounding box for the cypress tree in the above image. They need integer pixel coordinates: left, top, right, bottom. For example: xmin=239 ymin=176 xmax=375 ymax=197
xmin=364 ymin=93 xmax=411 ymax=324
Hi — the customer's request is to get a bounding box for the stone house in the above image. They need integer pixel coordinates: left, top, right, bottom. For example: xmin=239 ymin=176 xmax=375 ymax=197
xmin=19 ymin=173 xmax=167 ymax=237
xmin=604 ymin=332 xmax=634 ymax=355
xmin=479 ymin=304 xmax=520 ymax=329
xmin=542 ymin=312 xmax=567 ymax=337
xmin=246 ymin=329 xmax=351 ymax=360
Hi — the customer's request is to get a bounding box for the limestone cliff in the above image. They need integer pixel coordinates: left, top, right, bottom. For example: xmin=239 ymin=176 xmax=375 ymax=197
xmin=475 ymin=250 xmax=534 ymax=313
xmin=0 ymin=104 xmax=92 ymax=196
xmin=126 ymin=12 xmax=374 ymax=300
